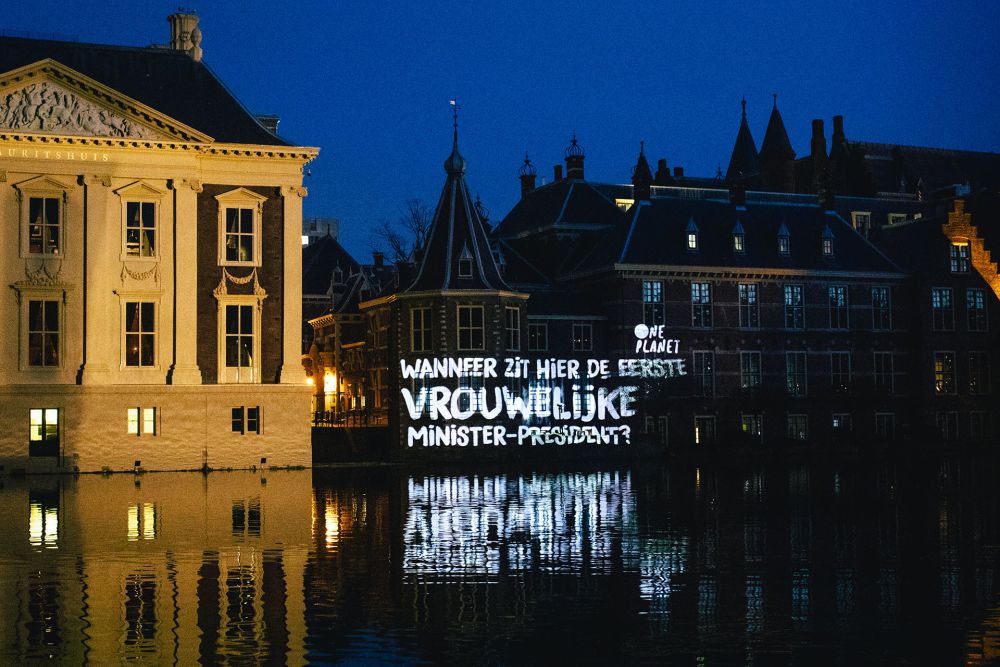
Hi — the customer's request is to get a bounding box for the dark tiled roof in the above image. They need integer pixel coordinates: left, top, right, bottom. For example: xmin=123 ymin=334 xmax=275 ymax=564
xmin=493 ymin=180 xmax=624 ymax=239
xmin=852 ymin=141 xmax=1000 ymax=193
xmin=573 ymin=196 xmax=903 ymax=276
xmin=0 ymin=36 xmax=289 ymax=145
xmin=302 ymin=235 xmax=360 ymax=297
xmin=406 ymin=137 xmax=508 ymax=292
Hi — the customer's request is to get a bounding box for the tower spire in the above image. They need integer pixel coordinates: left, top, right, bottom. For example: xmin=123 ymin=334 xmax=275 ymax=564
xmin=444 ymin=99 xmax=466 ymax=174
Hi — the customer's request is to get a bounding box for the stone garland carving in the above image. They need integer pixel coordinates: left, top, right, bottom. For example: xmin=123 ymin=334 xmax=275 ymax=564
xmin=121 ymin=263 xmax=160 ymax=284
xmin=213 ymin=267 xmax=268 ymax=303
xmin=9 ymin=261 xmax=71 ymax=303
xmin=0 ymin=82 xmax=163 ymax=139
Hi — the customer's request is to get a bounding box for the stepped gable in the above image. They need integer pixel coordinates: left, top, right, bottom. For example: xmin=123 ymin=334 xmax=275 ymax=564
xmin=0 ymin=35 xmax=288 ymax=145
xmin=405 ymin=123 xmax=508 ymax=292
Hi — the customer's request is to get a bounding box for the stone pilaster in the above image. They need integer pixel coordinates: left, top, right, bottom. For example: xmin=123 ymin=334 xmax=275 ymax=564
xmin=278 ymin=185 xmax=307 ymax=384
xmin=80 ymin=174 xmax=113 ymax=384
xmin=168 ymin=178 xmax=203 ymax=384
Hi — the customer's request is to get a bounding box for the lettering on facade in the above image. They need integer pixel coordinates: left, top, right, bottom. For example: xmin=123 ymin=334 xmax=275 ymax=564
xmin=1 ymin=147 xmax=110 ymax=162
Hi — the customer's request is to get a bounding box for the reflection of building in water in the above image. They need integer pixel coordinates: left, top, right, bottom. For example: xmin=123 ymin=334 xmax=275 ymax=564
xmin=0 ymin=472 xmax=311 ymax=663
xmin=404 ymin=472 xmax=640 ymax=578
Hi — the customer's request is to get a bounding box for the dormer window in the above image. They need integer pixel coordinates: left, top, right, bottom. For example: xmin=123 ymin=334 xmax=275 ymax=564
xmin=777 ymin=223 xmax=790 ymax=255
xmin=686 ymin=219 xmax=699 ymax=251
xmin=458 ymin=258 xmax=473 ymax=278
xmin=822 ymin=226 xmax=834 ymax=257
xmin=732 ymin=221 xmax=745 ymax=253
xmin=333 ymin=267 xmax=344 ymax=285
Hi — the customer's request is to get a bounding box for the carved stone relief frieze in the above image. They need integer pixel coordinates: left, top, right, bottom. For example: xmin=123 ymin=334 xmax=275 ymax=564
xmin=0 ymin=81 xmax=165 ymax=139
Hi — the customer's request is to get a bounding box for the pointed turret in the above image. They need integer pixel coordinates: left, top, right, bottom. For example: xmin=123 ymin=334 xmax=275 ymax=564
xmin=406 ymin=113 xmax=508 ymax=292
xmin=631 ymin=141 xmax=653 ymax=201
xmin=758 ymin=94 xmax=796 ymax=192
xmin=726 ymin=99 xmax=759 ymax=180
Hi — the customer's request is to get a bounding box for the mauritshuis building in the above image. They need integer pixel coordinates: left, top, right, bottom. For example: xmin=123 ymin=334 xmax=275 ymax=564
xmin=306 ymin=99 xmax=1000 ymax=457
xmin=0 ymin=13 xmax=317 ymax=472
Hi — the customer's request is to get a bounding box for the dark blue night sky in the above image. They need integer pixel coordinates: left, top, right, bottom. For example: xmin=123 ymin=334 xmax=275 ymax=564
xmin=6 ymin=1 xmax=999 ymax=256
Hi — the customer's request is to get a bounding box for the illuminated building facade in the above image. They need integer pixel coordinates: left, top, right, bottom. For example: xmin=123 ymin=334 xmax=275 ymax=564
xmin=0 ymin=14 xmax=316 ymax=472
xmin=309 ymin=119 xmax=999 ymax=454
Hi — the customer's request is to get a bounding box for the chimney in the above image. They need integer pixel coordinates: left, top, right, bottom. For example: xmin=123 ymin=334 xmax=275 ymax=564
xmin=256 ymin=114 xmax=280 ymax=134
xmin=564 ymin=134 xmax=585 ymax=180
xmin=810 ymin=119 xmax=827 ymax=159
xmin=654 ymin=158 xmax=672 ymax=185
xmin=729 ymin=184 xmax=746 ymax=206
xmin=554 ymin=164 xmax=563 ymax=181
xmin=518 ymin=154 xmax=537 ymax=199
xmin=372 ymin=251 xmax=384 ymax=269
xmin=832 ymin=115 xmax=845 ymax=140
xmin=673 ymin=166 xmax=684 ymax=179
xmin=168 ymin=11 xmax=202 ymax=61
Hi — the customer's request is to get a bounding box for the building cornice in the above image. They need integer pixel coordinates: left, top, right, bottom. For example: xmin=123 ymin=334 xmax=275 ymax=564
xmin=560 ymin=262 xmax=908 ymax=282
xmin=359 ymin=289 xmax=530 ymax=310
xmin=0 ymin=132 xmax=319 ymax=162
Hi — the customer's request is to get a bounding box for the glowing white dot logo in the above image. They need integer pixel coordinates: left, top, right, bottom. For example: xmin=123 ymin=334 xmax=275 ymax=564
xmin=633 ymin=324 xmax=649 ymax=340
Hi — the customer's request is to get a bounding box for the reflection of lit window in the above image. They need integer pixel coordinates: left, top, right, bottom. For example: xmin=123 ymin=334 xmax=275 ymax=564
xmin=325 ymin=503 xmax=339 ymax=547
xmin=127 ymin=503 xmax=157 ymax=541
xmin=29 ymin=493 xmax=59 ymax=549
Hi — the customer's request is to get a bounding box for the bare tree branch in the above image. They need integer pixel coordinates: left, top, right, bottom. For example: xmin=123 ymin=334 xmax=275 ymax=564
xmin=399 ymin=198 xmax=432 ymax=253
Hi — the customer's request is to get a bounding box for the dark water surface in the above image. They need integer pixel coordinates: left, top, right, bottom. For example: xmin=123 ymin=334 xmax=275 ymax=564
xmin=2 ymin=456 xmax=1000 ymax=665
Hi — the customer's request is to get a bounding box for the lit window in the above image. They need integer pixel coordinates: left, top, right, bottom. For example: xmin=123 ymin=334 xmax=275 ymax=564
xmin=934 ymin=352 xmax=955 ymax=394
xmin=887 ymin=213 xmax=908 ymax=225
xmin=216 ymin=188 xmax=266 ymax=267
xmin=832 ymin=413 xmax=852 ymax=432
xmin=733 ymin=233 xmax=745 ymax=253
xmin=505 ymin=306 xmax=520 ymax=351
xmin=572 ymin=323 xmax=592 ymax=352
xmin=686 ymin=219 xmax=699 ymax=251
xmin=28 ymin=197 xmax=62 ymax=255
xmin=29 ymin=408 xmax=60 ymax=457
xmin=27 ymin=300 xmax=60 ymax=367
xmin=410 ymin=307 xmax=432 ymax=352
xmin=950 ymin=242 xmax=970 ymax=273
xmin=124 ymin=302 xmax=156 ymax=367
xmin=232 ymin=406 xmax=262 ymax=434
xmin=224 ymin=304 xmax=257 ymax=382
xmin=851 ymin=212 xmax=871 ymax=238
xmin=528 ymin=323 xmax=548 ymax=351
xmin=822 ymin=238 xmax=833 ymax=256
xmin=125 ymin=202 xmax=157 ymax=257
xmin=457 ymin=305 xmax=484 ymax=350
xmin=694 ymin=416 xmax=716 ymax=445
xmin=127 ymin=407 xmax=157 ymax=436
xmin=741 ymin=414 xmax=763 ymax=442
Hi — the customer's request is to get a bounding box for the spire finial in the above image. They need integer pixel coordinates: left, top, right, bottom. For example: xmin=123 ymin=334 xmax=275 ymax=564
xmin=640 ymin=140 xmax=645 ymax=155
xmin=741 ymin=97 xmax=747 ymax=118
xmin=444 ymin=99 xmax=466 ymax=174
xmin=450 ymin=98 xmax=460 ymax=144
xmin=772 ymin=93 xmax=777 ymax=109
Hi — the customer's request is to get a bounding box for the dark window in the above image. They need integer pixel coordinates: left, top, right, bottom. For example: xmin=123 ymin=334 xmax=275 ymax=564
xmin=784 ymin=285 xmax=804 ymax=329
xmin=224 ymin=208 xmax=255 ymax=262
xmin=691 ymin=282 xmax=712 ymax=327
xmin=741 ymin=414 xmax=763 ymax=442
xmin=225 ymin=305 xmax=254 ymax=368
xmin=950 ymin=243 xmax=970 ymax=273
xmin=528 ymin=323 xmax=548 ymax=351
xmin=28 ymin=197 xmax=60 ymax=255
xmin=458 ymin=258 xmax=473 ymax=278
xmin=969 ymin=352 xmax=991 ymax=395
xmin=738 ymin=283 xmax=759 ymax=328
xmin=787 ymin=414 xmax=808 ymax=440
xmin=125 ymin=302 xmax=156 ymax=367
xmin=125 ymin=201 xmax=156 ymax=257
xmin=875 ymin=413 xmax=895 ymax=440
xmin=410 ymin=307 xmax=432 ymax=352
xmin=231 ymin=406 xmax=261 ymax=435
xmin=572 ymin=323 xmax=592 ymax=352
xmin=740 ymin=351 xmax=761 ymax=392
xmin=28 ymin=300 xmax=60 ymax=367
xmin=828 ymin=286 xmax=848 ymax=329
xmin=693 ymin=351 xmax=714 ymax=397
xmin=642 ymin=280 xmax=664 ymax=326
xmin=786 ymin=352 xmax=807 ymax=396
xmin=871 ymin=286 xmax=891 ymax=331
xmin=694 ymin=416 xmax=716 ymax=445
xmin=936 ymin=411 xmax=959 ymax=441
xmin=457 ymin=306 xmax=484 ymax=350
xmin=831 ymin=352 xmax=851 ymax=392
xmin=968 ymin=288 xmax=988 ymax=332
xmin=505 ymin=307 xmax=520 ymax=351
xmin=931 ymin=288 xmax=954 ymax=331
xmin=873 ymin=352 xmax=893 ymax=394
